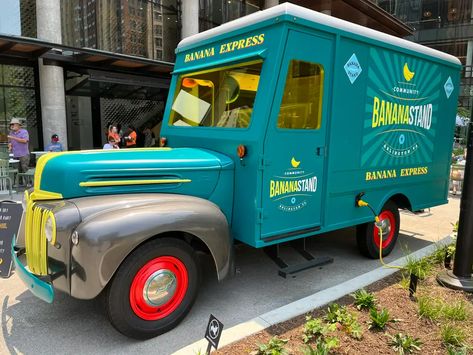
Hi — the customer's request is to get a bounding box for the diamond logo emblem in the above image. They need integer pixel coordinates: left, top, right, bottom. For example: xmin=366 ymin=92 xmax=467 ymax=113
xmin=444 ymin=76 xmax=454 ymax=98
xmin=344 ymin=53 xmax=362 ymax=84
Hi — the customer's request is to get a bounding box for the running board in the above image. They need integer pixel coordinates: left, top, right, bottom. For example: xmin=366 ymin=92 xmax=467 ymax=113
xmin=264 ymin=239 xmax=334 ymax=278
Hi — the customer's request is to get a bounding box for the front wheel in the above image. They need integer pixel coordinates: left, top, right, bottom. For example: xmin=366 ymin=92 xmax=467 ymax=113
xmin=105 ymin=238 xmax=200 ymax=339
xmin=356 ymin=201 xmax=400 ymax=259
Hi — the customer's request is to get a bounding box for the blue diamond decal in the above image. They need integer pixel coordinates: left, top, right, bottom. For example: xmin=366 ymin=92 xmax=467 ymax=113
xmin=344 ymin=53 xmax=362 ymax=84
xmin=444 ymin=76 xmax=454 ymax=98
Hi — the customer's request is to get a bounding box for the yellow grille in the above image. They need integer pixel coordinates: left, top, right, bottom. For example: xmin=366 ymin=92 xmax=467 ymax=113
xmin=24 ymin=191 xmax=48 ymax=275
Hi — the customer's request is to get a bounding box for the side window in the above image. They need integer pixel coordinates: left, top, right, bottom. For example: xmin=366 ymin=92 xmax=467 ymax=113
xmin=277 ymin=60 xmax=324 ymax=130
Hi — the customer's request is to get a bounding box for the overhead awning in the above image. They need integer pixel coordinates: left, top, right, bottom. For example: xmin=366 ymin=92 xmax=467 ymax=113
xmin=0 ymin=34 xmax=173 ymax=76
xmin=0 ymin=35 xmax=173 ymax=99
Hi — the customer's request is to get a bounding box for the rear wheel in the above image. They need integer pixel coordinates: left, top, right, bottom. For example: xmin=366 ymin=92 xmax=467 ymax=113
xmin=356 ymin=201 xmax=400 ymax=259
xmin=105 ymin=238 xmax=200 ymax=339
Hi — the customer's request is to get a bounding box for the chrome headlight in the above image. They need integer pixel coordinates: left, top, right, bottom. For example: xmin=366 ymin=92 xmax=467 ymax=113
xmin=44 ymin=212 xmax=57 ymax=245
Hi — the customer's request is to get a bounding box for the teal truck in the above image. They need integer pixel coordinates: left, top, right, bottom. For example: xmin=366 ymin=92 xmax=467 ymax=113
xmin=13 ymin=3 xmax=460 ymax=339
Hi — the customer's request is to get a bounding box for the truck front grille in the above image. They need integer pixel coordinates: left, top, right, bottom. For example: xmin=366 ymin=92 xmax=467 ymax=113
xmin=25 ymin=192 xmax=48 ymax=275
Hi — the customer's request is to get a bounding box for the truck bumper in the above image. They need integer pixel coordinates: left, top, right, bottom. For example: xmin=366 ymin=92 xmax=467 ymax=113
xmin=12 ymin=238 xmax=54 ymax=304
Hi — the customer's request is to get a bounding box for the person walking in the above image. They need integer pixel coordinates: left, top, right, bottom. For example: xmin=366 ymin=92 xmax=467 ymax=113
xmin=7 ymin=118 xmax=29 ymax=185
xmin=45 ymin=134 xmax=64 ymax=152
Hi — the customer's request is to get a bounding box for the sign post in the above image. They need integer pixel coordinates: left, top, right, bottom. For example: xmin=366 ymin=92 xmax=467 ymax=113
xmin=437 ymin=121 xmax=473 ymax=292
xmin=204 ymin=314 xmax=224 ymax=354
xmin=0 ymin=201 xmax=23 ymax=278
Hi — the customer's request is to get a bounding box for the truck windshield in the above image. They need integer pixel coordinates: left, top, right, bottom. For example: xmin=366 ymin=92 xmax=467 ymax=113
xmin=169 ymin=60 xmax=262 ymax=128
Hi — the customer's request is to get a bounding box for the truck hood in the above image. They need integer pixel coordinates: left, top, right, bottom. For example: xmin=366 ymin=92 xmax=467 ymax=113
xmin=32 ymin=148 xmax=234 ymax=201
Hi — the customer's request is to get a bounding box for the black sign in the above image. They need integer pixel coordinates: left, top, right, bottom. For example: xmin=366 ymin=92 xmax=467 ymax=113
xmin=205 ymin=314 xmax=224 ymax=351
xmin=0 ymin=201 xmax=23 ymax=278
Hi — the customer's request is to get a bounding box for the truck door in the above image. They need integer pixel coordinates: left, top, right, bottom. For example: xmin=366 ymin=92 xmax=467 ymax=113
xmin=261 ymin=30 xmax=332 ymax=241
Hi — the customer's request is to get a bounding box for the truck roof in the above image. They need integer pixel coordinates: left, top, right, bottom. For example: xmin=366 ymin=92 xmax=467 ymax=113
xmin=177 ymin=3 xmax=460 ymax=66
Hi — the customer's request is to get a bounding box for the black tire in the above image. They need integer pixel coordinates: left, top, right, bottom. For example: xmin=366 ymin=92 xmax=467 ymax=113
xmin=356 ymin=200 xmax=400 ymax=259
xmin=105 ymin=238 xmax=200 ymax=339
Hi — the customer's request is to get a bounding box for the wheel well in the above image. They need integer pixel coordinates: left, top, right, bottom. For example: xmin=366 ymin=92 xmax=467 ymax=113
xmin=389 ymin=194 xmax=412 ymax=211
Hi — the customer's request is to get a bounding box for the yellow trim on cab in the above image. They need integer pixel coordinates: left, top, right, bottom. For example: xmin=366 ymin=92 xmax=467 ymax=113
xmin=79 ymin=179 xmax=192 ymax=187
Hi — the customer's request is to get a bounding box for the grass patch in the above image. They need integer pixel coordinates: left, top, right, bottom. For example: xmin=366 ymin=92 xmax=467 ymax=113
xmin=441 ymin=324 xmax=466 ymax=348
xmin=442 ymin=300 xmax=469 ymax=321
xmin=417 ymin=296 xmax=442 ymax=320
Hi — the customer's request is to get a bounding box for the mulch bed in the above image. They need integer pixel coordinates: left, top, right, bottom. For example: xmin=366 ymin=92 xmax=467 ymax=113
xmin=215 ymin=266 xmax=473 ymax=354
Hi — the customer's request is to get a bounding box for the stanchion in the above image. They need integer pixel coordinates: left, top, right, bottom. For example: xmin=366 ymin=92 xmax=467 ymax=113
xmin=437 ymin=120 xmax=473 ymax=292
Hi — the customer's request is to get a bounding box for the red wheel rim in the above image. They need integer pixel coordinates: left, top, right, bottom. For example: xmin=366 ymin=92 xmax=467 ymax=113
xmin=130 ymin=256 xmax=188 ymax=321
xmin=373 ymin=210 xmax=395 ymax=249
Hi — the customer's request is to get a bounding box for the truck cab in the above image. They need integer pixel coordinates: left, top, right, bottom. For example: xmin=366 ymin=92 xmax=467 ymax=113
xmin=13 ymin=3 xmax=460 ymax=340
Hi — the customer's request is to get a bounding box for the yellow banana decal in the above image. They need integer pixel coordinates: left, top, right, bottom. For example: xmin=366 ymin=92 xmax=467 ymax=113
xmin=403 ymin=63 xmax=415 ymax=82
xmin=291 ymin=157 xmax=301 ymax=168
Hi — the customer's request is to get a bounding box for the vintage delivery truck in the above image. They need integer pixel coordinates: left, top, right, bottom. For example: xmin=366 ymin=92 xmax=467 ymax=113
xmin=13 ymin=3 xmax=460 ymax=339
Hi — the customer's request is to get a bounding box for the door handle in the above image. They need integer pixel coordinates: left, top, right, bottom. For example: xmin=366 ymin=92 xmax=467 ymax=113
xmin=316 ymin=147 xmax=326 ymax=156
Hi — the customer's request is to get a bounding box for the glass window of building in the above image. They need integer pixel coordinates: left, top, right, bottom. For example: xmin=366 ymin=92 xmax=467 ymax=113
xmin=199 ymin=0 xmax=263 ymax=31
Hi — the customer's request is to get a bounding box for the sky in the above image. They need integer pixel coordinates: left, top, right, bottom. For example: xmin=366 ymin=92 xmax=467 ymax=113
xmin=0 ymin=0 xmax=21 ymax=36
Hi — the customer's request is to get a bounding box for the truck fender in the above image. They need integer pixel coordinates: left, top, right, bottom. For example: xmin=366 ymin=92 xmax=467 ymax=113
xmin=70 ymin=196 xmax=232 ymax=300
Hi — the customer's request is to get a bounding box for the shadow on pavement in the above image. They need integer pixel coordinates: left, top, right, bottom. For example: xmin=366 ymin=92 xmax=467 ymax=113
xmin=1 ymin=227 xmax=433 ymax=354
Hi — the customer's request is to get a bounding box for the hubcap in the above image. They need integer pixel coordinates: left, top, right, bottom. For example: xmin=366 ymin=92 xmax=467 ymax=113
xmin=374 ymin=210 xmax=396 ymax=249
xmin=143 ymin=270 xmax=177 ymax=307
xmin=129 ymin=256 xmax=189 ymax=321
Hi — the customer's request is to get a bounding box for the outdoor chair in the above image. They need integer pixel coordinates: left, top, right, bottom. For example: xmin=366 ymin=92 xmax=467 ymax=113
xmin=18 ymin=168 xmax=35 ymax=187
xmin=0 ymin=159 xmax=14 ymax=198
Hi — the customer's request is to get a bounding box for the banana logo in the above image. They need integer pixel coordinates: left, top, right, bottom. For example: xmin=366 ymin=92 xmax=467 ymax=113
xmin=403 ymin=63 xmax=415 ymax=82
xmin=291 ymin=157 xmax=300 ymax=168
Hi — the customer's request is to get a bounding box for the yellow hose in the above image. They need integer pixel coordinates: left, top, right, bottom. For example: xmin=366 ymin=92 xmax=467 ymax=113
xmin=358 ymin=199 xmax=403 ymax=270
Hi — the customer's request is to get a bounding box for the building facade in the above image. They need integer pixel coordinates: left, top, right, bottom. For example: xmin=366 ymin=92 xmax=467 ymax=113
xmin=0 ymin=0 xmax=450 ymax=152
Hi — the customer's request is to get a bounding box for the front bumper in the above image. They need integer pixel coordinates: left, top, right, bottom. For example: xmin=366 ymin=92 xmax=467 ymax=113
xmin=12 ymin=238 xmax=54 ymax=303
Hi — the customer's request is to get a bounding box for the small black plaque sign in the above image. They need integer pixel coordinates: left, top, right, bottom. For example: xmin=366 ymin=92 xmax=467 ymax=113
xmin=0 ymin=201 xmax=23 ymax=278
xmin=205 ymin=314 xmax=224 ymax=353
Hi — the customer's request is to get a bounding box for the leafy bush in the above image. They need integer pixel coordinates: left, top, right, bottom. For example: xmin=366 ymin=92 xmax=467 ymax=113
xmin=368 ymin=308 xmax=392 ymax=330
xmin=302 ymin=338 xmax=339 ymax=355
xmin=253 ymin=336 xmax=289 ymax=355
xmin=388 ymin=333 xmax=422 ymax=354
xmin=324 ymin=304 xmax=363 ymax=339
xmin=303 ymin=316 xmax=336 ymax=344
xmin=351 ymin=289 xmax=377 ymax=311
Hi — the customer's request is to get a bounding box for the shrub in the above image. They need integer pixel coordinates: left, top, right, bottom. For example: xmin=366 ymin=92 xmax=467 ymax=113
xmin=351 ymin=289 xmax=377 ymax=311
xmin=253 ymin=336 xmax=289 ymax=355
xmin=368 ymin=308 xmax=392 ymax=330
xmin=388 ymin=333 xmax=422 ymax=354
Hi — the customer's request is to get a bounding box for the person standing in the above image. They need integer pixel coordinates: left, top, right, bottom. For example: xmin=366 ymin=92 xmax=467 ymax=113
xmin=45 ymin=134 xmax=64 ymax=152
xmin=124 ymin=125 xmax=137 ymax=148
xmin=7 ymin=118 xmax=29 ymax=185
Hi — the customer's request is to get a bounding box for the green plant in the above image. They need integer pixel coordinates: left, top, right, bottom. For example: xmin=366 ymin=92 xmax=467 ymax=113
xmin=398 ymin=274 xmax=410 ymax=290
xmin=417 ymin=296 xmax=442 ymax=320
xmin=324 ymin=304 xmax=363 ymax=339
xmin=443 ymin=300 xmax=468 ymax=321
xmin=351 ymin=289 xmax=377 ymax=311
xmin=368 ymin=308 xmax=392 ymax=330
xmin=404 ymin=254 xmax=432 ymax=279
xmin=253 ymin=336 xmax=289 ymax=355
xmin=388 ymin=333 xmax=422 ymax=354
xmin=302 ymin=338 xmax=339 ymax=355
xmin=303 ymin=316 xmax=336 ymax=344
xmin=446 ymin=344 xmax=469 ymax=355
xmin=441 ymin=324 xmax=466 ymax=348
